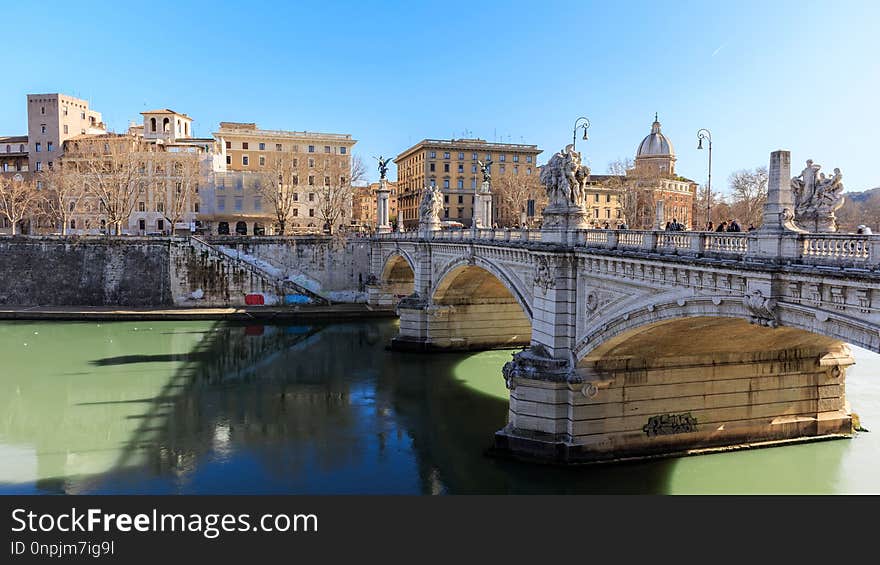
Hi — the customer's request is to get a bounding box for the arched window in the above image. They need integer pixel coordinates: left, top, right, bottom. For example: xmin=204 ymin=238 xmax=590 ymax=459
xmin=163 ymin=117 xmax=170 ymax=132
xmin=150 ymin=117 xmax=156 ymax=132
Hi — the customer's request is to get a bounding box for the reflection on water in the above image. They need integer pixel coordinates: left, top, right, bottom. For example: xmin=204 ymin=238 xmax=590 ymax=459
xmin=0 ymin=320 xmax=878 ymax=494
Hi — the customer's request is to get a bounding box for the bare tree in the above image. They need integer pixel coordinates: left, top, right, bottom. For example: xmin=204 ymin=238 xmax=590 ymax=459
xmin=39 ymin=164 xmax=88 ymax=235
xmin=154 ymin=150 xmax=201 ymax=234
xmin=257 ymin=152 xmax=300 ymax=235
xmin=0 ymin=176 xmax=41 ymax=235
xmin=318 ymin=154 xmax=366 ymax=235
xmin=494 ymin=173 xmax=543 ymax=227
xmin=727 ymin=166 xmax=768 ymax=227
xmin=605 ymin=158 xmax=656 ymax=229
xmin=68 ymin=135 xmax=145 ymax=235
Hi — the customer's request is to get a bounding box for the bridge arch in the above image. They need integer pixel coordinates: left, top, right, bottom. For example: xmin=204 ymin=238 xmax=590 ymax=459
xmin=424 ymin=260 xmax=532 ymax=350
xmin=432 ymin=256 xmax=532 ymax=320
xmin=380 ymin=252 xmax=416 ymax=299
xmin=574 ymin=297 xmax=880 ymax=363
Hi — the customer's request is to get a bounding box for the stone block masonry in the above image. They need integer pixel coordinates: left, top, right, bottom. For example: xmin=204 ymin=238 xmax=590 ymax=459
xmin=0 ymin=236 xmax=172 ymax=307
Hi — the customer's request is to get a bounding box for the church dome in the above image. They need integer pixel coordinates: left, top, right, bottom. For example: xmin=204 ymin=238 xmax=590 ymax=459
xmin=637 ymin=114 xmax=674 ymax=157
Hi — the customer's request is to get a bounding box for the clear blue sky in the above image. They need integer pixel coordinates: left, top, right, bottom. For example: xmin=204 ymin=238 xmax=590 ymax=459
xmin=2 ymin=0 xmax=878 ymax=192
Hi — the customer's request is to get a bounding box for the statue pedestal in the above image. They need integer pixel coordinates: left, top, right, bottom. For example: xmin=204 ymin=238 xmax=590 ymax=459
xmin=540 ymin=204 xmax=589 ymax=244
xmin=475 ymin=182 xmax=493 ymax=228
xmin=419 ymin=220 xmax=441 ymax=239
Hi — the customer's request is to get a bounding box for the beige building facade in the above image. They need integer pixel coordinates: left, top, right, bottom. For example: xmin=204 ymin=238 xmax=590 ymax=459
xmin=352 ymin=181 xmax=399 ymax=232
xmin=395 ymin=139 xmax=542 ymax=229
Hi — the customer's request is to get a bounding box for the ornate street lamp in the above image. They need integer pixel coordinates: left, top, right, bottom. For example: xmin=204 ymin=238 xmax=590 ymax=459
xmin=572 ymin=117 xmax=590 ymax=151
xmin=697 ymin=128 xmax=712 ymax=229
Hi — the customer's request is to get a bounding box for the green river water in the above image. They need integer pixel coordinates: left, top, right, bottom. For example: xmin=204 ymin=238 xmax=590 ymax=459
xmin=0 ymin=319 xmax=877 ymax=494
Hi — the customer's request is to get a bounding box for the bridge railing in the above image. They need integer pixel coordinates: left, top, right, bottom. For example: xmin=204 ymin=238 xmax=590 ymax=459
xmin=374 ymin=228 xmax=880 ymax=268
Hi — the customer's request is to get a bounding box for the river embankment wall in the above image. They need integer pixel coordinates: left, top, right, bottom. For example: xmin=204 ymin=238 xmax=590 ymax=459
xmin=0 ymin=236 xmax=371 ymax=308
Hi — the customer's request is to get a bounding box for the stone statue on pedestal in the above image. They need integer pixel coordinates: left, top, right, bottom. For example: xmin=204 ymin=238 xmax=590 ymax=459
xmin=791 ymin=159 xmax=845 ymax=232
xmin=419 ymin=185 xmax=444 ymax=226
xmin=537 ymin=144 xmax=590 ymax=238
xmin=540 ymin=144 xmax=588 ymax=208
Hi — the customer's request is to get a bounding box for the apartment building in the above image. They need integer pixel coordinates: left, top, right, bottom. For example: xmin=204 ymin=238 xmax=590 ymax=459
xmin=395 ymin=138 xmax=542 ymax=229
xmin=351 ymin=181 xmax=399 ymax=231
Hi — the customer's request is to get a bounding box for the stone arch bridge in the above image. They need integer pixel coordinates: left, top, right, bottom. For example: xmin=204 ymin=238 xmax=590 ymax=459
xmin=364 ymin=151 xmax=880 ymax=463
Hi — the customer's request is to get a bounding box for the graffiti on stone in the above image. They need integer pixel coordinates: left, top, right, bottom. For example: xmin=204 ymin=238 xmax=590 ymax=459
xmin=642 ymin=413 xmax=698 ymax=437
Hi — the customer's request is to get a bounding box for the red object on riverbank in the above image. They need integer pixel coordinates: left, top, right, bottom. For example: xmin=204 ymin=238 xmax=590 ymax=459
xmin=245 ymin=294 xmax=265 ymax=305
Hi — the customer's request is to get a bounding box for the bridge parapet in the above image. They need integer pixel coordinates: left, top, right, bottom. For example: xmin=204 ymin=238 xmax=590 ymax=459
xmin=375 ymin=228 xmax=880 ymax=269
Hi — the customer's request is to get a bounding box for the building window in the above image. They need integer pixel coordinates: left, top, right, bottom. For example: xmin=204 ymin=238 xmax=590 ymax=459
xmin=254 ymin=197 xmax=262 ymax=211
xmin=275 ymin=143 xmax=282 ymax=151
xmin=234 ymin=198 xmax=243 ymax=212
xmin=429 ymin=163 xmax=435 ymax=172
xmin=293 ymin=193 xmax=299 ymax=201
xmin=443 ymin=152 xmax=450 ymax=159
xmin=472 ymin=180 xmax=477 ymax=189
xmin=308 ymin=145 xmax=315 ymax=153
xmin=259 ymin=142 xmax=265 ymax=150
xmin=444 ymin=208 xmax=449 ymax=218
xmin=444 ymin=163 xmax=449 ymax=172
xmin=457 ymin=195 xmax=463 ymax=204
xmin=340 ymin=147 xmax=346 ymax=155
xmin=324 ymin=176 xmax=330 ymax=186
xmin=63 ymin=107 xmax=68 ymax=116
xmin=226 ymin=155 xmax=231 ymax=165
xmin=308 ymin=176 xmax=315 ymax=186
xmin=458 ymin=152 xmax=464 ymax=160
xmin=429 ymin=151 xmax=436 ymax=158
xmin=324 ymin=146 xmax=331 ymax=154
xmin=308 ymin=158 xmax=315 ymax=167
xmin=63 ymin=125 xmax=68 ymax=134
xmin=41 ymin=106 xmax=45 ymax=115
xmin=527 ymin=167 xmax=531 ymax=175
xmin=513 ymin=155 xmax=519 ymax=162
xmin=472 ymin=152 xmax=478 ymax=160
xmin=157 ymin=219 xmax=165 ymax=232
xmin=47 ymin=142 xmax=53 ymax=152
xmin=457 ymin=180 xmax=464 ymax=189
xmin=309 ymin=208 xmax=315 ymax=217
xmin=500 ymin=155 xmax=506 ymax=162
xmin=444 ymin=194 xmax=449 ymax=203
xmin=499 ymin=165 xmax=505 ymax=173
xmin=458 ymin=164 xmax=463 ymax=173
xmin=242 ymin=142 xmax=249 ymax=150
xmin=35 ymin=143 xmax=41 ymax=152
xmin=443 ymin=179 xmax=449 ymax=189
xmin=292 ymin=175 xmax=299 ymax=186
xmin=259 ymin=156 xmax=265 ymax=166
xmin=40 ymin=124 xmax=46 ymax=134
xmin=35 ymin=161 xmax=42 ymax=171
xmin=293 ymin=209 xmax=299 ymax=217
xmin=226 ymin=141 xmax=231 ymax=149
xmin=242 ymin=155 xmax=249 ymax=166
xmin=308 ymin=193 xmax=315 ymax=201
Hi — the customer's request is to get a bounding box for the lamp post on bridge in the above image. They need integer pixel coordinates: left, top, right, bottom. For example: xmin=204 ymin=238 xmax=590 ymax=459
xmin=572 ymin=117 xmax=590 ymax=152
xmin=697 ymin=128 xmax=712 ymax=230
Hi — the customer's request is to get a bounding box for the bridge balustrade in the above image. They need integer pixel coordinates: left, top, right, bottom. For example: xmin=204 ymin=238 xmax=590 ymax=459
xmin=374 ymin=228 xmax=880 ymax=268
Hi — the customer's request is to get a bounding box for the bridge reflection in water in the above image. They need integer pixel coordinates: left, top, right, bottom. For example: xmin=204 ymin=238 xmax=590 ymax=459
xmin=0 ymin=319 xmax=877 ymax=493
